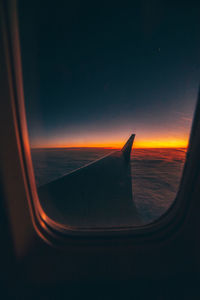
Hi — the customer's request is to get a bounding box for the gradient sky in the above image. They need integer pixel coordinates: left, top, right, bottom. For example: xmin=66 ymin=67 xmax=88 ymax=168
xmin=18 ymin=0 xmax=200 ymax=148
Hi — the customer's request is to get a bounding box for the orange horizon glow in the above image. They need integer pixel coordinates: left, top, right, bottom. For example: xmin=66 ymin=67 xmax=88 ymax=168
xmin=31 ymin=138 xmax=188 ymax=149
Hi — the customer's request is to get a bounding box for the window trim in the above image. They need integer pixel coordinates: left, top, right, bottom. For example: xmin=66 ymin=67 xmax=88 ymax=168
xmin=1 ymin=0 xmax=200 ymax=251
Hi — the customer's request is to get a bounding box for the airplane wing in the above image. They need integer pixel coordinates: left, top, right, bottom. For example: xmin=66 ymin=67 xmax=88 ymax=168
xmin=38 ymin=134 xmax=141 ymax=228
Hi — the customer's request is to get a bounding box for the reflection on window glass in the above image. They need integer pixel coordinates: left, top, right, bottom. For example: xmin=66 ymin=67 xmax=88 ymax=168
xmin=18 ymin=1 xmax=198 ymax=227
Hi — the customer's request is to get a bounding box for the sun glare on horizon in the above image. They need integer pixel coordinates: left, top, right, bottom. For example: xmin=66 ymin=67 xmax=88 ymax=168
xmin=31 ymin=136 xmax=189 ymax=149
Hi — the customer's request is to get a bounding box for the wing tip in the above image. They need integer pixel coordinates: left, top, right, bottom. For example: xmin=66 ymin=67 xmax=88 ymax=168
xmin=121 ymin=134 xmax=135 ymax=161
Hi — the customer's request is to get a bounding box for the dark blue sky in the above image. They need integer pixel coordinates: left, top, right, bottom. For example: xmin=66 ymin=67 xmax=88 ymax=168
xmin=18 ymin=0 xmax=200 ymax=147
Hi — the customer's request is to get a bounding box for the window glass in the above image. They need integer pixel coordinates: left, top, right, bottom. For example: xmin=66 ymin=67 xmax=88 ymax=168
xmin=18 ymin=1 xmax=198 ymax=227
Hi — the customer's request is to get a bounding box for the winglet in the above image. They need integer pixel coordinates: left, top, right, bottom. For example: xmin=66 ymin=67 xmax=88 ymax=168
xmin=121 ymin=134 xmax=135 ymax=161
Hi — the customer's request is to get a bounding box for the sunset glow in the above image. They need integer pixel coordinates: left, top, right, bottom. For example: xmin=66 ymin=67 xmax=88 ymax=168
xmin=32 ymin=137 xmax=188 ymax=149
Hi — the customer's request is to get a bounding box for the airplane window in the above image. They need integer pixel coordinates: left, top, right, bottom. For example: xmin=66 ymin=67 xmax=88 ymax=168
xmin=18 ymin=1 xmax=198 ymax=228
